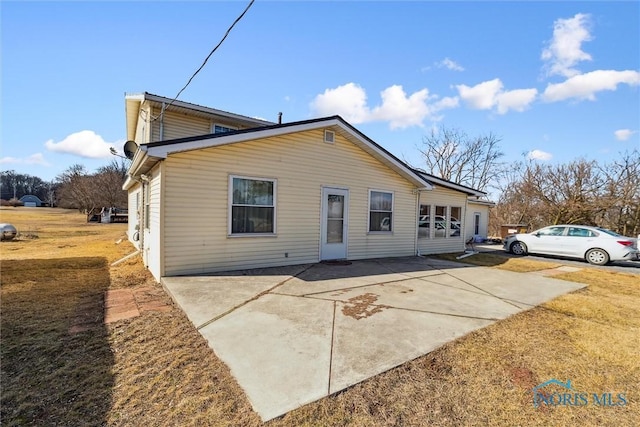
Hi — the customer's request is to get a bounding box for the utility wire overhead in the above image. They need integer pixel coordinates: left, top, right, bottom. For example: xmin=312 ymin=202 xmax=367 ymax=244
xmin=153 ymin=0 xmax=256 ymax=121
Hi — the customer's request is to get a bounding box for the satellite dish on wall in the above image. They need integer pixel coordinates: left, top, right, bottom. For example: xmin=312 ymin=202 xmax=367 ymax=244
xmin=123 ymin=140 xmax=138 ymax=159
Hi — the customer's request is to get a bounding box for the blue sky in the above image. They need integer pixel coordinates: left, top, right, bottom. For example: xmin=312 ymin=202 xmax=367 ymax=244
xmin=2 ymin=1 xmax=639 ymax=183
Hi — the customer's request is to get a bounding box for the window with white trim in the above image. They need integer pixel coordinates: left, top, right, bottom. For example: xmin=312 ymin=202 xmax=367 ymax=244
xmin=451 ymin=206 xmax=461 ymax=237
xmin=369 ymin=190 xmax=393 ymax=232
xmin=213 ymin=124 xmax=238 ymax=134
xmin=229 ymin=176 xmax=276 ymax=235
xmin=418 ymin=204 xmax=431 ymax=239
xmin=474 ymin=212 xmax=481 ymax=235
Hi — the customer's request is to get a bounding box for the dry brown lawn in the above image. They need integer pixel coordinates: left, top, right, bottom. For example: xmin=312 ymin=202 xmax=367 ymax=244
xmin=1 ymin=207 xmax=638 ymax=426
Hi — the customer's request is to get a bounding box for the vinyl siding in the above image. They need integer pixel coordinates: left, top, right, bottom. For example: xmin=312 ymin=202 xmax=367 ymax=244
xmin=417 ymin=187 xmax=467 ymax=254
xmin=134 ymin=107 xmax=149 ymax=144
xmin=144 ymin=165 xmax=163 ymax=280
xmin=466 ymin=202 xmax=491 ymax=241
xmin=161 ymin=129 xmax=419 ymax=275
xmin=127 ymin=184 xmax=141 ymax=249
xmin=156 ymin=108 xmax=211 ymax=141
xmin=147 ymin=107 xmax=256 ymax=142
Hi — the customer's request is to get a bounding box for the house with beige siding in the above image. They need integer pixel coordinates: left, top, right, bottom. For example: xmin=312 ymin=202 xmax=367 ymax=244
xmin=123 ymin=93 xmax=491 ymax=281
xmin=411 ymin=171 xmax=486 ymax=255
xmin=465 ymin=198 xmax=495 ymax=242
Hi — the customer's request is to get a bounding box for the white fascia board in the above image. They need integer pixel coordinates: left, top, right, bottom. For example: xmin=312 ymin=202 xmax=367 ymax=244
xmin=145 ymin=118 xmax=433 ymax=190
xmin=141 ymin=93 xmax=273 ymax=126
xmin=424 ymin=175 xmax=485 ymax=197
xmin=123 ymin=176 xmax=135 ymax=191
xmin=468 ymin=198 xmax=496 ymax=207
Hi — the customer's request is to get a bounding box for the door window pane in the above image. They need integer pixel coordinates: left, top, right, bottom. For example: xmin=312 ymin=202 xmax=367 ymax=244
xmin=327 ymin=195 xmax=344 ymax=219
xmin=326 ymin=194 xmax=344 ymax=243
xmin=327 ymin=219 xmax=344 ymax=243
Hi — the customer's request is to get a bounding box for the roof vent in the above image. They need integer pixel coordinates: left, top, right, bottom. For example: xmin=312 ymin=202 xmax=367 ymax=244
xmin=324 ymin=130 xmax=335 ymax=144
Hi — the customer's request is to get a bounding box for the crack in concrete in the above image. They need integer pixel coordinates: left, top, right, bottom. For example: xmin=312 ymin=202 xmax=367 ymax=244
xmin=299 ymin=294 xmax=502 ymax=322
xmin=327 ymin=301 xmax=336 ymax=395
xmin=413 ymin=258 xmax=526 ymax=310
xmin=196 ymin=264 xmax=316 ymax=330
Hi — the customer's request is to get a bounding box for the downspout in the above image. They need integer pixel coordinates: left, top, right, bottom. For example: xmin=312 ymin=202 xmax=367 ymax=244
xmin=415 ymin=189 xmax=420 ymax=256
xmin=414 ymin=187 xmax=431 ymax=256
xmin=128 ymin=174 xmax=147 ymax=255
xmin=159 ymin=102 xmax=165 ymax=141
xmin=463 ymin=197 xmax=469 ymax=242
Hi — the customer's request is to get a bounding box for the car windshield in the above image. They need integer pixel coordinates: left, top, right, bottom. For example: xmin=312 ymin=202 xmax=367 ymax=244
xmin=596 ymin=227 xmax=623 ymax=237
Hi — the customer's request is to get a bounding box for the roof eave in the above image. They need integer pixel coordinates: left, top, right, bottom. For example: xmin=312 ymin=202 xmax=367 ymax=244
xmin=143 ymin=116 xmax=433 ymax=190
xmin=131 ymin=92 xmax=274 ymax=127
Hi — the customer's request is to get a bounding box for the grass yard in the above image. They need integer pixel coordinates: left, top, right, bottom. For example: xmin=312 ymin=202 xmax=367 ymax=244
xmin=1 ymin=207 xmax=638 ymax=426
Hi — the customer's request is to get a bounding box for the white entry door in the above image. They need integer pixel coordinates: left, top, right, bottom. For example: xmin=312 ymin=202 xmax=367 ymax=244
xmin=320 ymin=187 xmax=349 ymax=260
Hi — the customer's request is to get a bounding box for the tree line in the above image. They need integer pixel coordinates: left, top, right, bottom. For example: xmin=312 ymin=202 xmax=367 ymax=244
xmin=417 ymin=125 xmax=640 ymax=237
xmin=1 ymin=159 xmax=129 ymax=220
xmin=3 ymin=128 xmax=639 ymax=236
xmin=494 ymin=152 xmax=640 ymax=236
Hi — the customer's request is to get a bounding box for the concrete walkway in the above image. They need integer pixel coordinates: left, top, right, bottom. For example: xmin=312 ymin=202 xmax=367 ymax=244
xmin=162 ymin=256 xmax=585 ymax=421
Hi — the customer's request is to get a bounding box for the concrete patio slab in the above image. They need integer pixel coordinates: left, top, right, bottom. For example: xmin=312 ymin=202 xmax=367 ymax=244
xmin=162 ymin=264 xmax=307 ymax=328
xmin=308 ymin=278 xmax=522 ymax=320
xmin=198 ymin=294 xmax=334 ymax=421
xmin=280 ymin=260 xmax=410 ymax=296
xmin=162 ymin=256 xmax=586 ymax=421
xmin=329 ymin=305 xmax=492 ymax=393
xmin=443 ymin=267 xmax=586 ymax=307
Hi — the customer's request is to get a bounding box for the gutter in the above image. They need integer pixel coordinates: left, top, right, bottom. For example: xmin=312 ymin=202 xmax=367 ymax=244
xmin=413 ymin=187 xmax=431 ymax=256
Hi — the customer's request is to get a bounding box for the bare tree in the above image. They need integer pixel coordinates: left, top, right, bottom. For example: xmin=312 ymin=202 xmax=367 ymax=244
xmin=597 ymin=150 xmax=640 ymax=236
xmin=493 ymin=151 xmax=640 ymax=236
xmin=95 ymin=159 xmax=128 ymax=208
xmin=416 ymin=125 xmax=506 ymax=193
xmin=55 ymin=161 xmax=129 ymax=221
xmin=56 ymin=164 xmax=100 ymax=219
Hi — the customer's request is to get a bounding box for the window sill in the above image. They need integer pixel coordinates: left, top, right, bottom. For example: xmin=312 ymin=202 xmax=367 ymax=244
xmin=367 ymin=231 xmax=394 ymax=235
xmin=227 ymin=233 xmax=277 ymax=238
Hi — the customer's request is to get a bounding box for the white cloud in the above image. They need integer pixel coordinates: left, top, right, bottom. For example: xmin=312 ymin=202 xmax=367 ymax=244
xmin=44 ymin=130 xmax=120 ymax=159
xmin=614 ymin=129 xmax=637 ymax=141
xmin=541 ymin=13 xmax=593 ymax=78
xmin=0 ymin=156 xmax=21 ymax=165
xmin=456 ymin=78 xmax=537 ymax=114
xmin=370 ymin=85 xmax=430 ymax=129
xmin=25 ymin=153 xmax=51 ymax=166
xmin=456 ymin=79 xmax=503 ymax=110
xmin=496 ymin=88 xmax=539 ymax=114
xmin=436 ymin=57 xmax=464 ymax=72
xmin=432 ymin=96 xmax=460 ymax=111
xmin=310 ymin=83 xmax=370 ymax=123
xmin=542 ymin=69 xmax=640 ymax=102
xmin=0 ymin=153 xmax=51 ymax=166
xmin=310 ymin=83 xmax=458 ymax=129
xmin=527 ymin=149 xmax=553 ymax=161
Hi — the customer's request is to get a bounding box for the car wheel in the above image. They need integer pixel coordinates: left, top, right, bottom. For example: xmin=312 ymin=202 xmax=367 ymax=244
xmin=585 ymin=248 xmax=609 ymax=265
xmin=510 ymin=241 xmax=527 ymax=256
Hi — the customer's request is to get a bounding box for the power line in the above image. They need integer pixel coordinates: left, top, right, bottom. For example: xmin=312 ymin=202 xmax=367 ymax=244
xmin=153 ymin=0 xmax=255 ymax=121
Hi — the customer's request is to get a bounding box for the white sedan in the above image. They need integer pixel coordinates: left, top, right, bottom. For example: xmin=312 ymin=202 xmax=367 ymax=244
xmin=503 ymin=225 xmax=639 ymax=265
